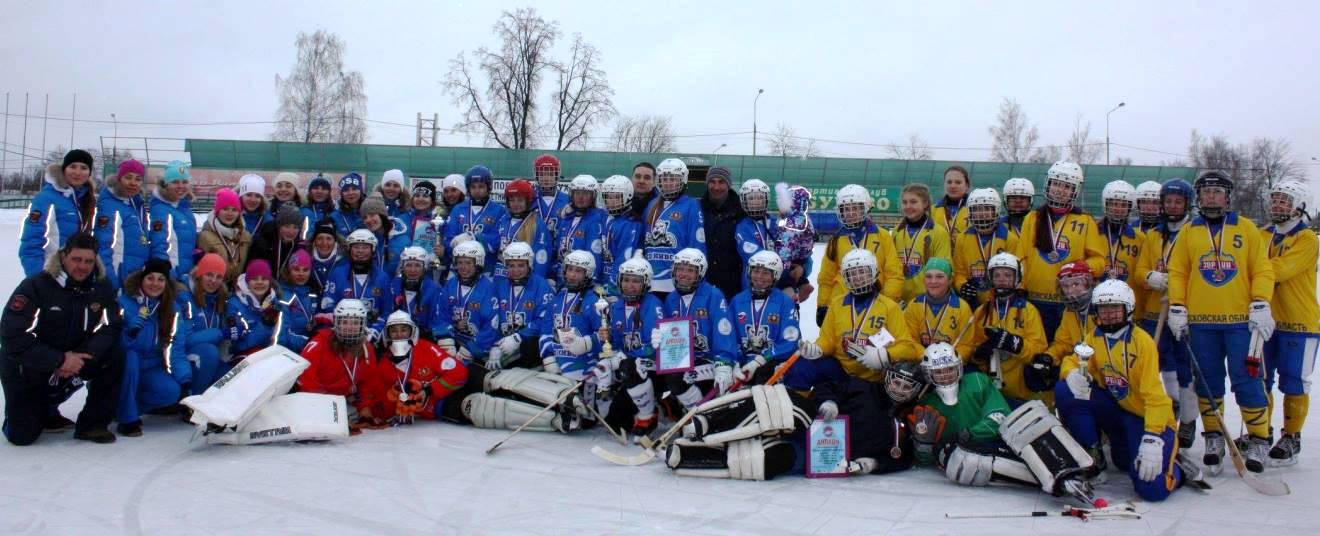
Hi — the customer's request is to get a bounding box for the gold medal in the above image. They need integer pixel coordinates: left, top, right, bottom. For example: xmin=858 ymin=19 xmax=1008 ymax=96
xmin=890 ymin=446 xmax=903 ymax=459
xmin=1213 ymin=269 xmax=1225 ymax=282
xmin=139 ymin=306 xmax=149 ymax=317
xmin=398 ymin=392 xmax=408 ymax=402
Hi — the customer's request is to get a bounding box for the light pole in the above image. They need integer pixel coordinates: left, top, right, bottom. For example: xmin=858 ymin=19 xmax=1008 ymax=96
xmin=752 ymin=89 xmax=764 ymax=156
xmin=1105 ymin=102 xmax=1125 ymax=165
xmin=111 ymin=113 xmax=118 ymax=161
xmin=712 ymin=143 xmax=728 ymax=165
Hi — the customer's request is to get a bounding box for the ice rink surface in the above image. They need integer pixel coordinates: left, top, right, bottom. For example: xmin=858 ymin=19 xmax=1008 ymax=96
xmin=0 ymin=209 xmax=1315 ymax=535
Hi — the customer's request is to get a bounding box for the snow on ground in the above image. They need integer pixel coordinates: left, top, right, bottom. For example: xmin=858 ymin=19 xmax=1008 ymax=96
xmin=1 ymin=209 xmax=1316 ymax=535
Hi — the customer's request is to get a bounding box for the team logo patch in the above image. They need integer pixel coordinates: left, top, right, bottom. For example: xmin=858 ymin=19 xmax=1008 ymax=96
xmin=152 ymin=220 xmax=164 ymax=232
xmin=96 ymin=215 xmax=110 ymax=227
xmin=418 ymin=367 xmax=432 ymax=377
xmin=768 ymin=314 xmax=779 ymax=324
xmin=28 ymin=211 xmax=41 ymax=223
xmin=8 ymin=295 xmax=27 ymax=311
xmin=440 ymin=357 xmax=456 ymax=371
xmin=1104 ymin=372 xmax=1130 ymax=400
xmin=737 ymin=312 xmax=747 ymax=323
xmin=523 ymin=301 xmax=534 ymax=310
xmin=1040 ymin=236 xmax=1071 ymax=264
xmin=469 ymin=302 xmax=481 ymax=310
xmin=1197 ymin=252 xmax=1238 ymax=286
xmin=372 ymin=288 xmax=381 ymax=296
xmin=696 ymin=308 xmax=708 ymax=319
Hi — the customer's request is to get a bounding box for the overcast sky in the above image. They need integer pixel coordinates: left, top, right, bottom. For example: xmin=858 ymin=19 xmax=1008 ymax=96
xmin=2 ymin=0 xmax=1317 ymax=185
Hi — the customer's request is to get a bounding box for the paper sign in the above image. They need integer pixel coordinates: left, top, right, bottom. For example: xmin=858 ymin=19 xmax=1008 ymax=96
xmin=656 ymin=317 xmax=695 ymax=374
xmin=868 ymin=327 xmax=895 ymax=349
xmin=806 ymin=416 xmax=851 ymax=478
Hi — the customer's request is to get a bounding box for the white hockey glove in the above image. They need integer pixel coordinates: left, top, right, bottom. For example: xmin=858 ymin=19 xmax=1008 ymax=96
xmin=1248 ymin=300 xmax=1275 ymax=340
xmin=565 ymin=333 xmax=593 ymax=356
xmin=734 ymin=354 xmax=766 ymax=383
xmin=486 ymin=347 xmax=505 ymax=371
xmin=1065 ymin=368 xmax=1092 ymax=400
xmin=797 ymin=340 xmax=823 ymax=360
xmin=817 ymin=400 xmax=839 ymax=421
xmin=449 ymin=233 xmax=475 ymax=248
xmin=542 ymin=355 xmax=561 ymax=375
xmin=455 ymin=346 xmax=473 ymax=362
xmin=1136 ymin=434 xmax=1165 ymax=482
xmin=713 ymin=364 xmax=734 ymax=395
xmin=497 ymin=333 xmax=521 ymax=356
xmin=846 ymin=340 xmax=887 ymax=371
xmin=591 ymin=358 xmax=615 ymax=391
xmin=436 ymin=338 xmax=459 ymax=356
xmin=187 ymin=354 xmax=202 ymax=367
xmin=1167 ymin=305 xmax=1189 ymax=340
xmin=1145 ymin=271 xmax=1168 ymax=291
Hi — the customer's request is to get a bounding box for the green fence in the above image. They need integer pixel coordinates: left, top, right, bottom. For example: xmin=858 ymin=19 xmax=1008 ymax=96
xmin=183 ymin=139 xmax=1198 ymax=211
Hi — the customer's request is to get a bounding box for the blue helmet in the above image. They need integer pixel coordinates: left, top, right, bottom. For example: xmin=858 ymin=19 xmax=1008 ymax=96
xmin=1159 ymin=179 xmax=1193 ymax=202
xmin=464 ymin=165 xmax=493 ymax=188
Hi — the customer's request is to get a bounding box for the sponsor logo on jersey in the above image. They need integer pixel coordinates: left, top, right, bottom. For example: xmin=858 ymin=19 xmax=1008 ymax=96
xmin=1196 ymin=252 xmax=1238 ymax=286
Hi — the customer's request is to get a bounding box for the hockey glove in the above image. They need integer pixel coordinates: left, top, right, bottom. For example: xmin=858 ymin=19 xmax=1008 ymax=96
xmin=817 ymin=400 xmax=839 ymax=421
xmin=1065 ymin=368 xmax=1092 ymax=400
xmin=591 ymin=358 xmax=616 ymax=391
xmin=957 ymin=280 xmax=981 ymax=308
xmin=1145 ymin=271 xmax=1168 ymax=291
xmin=497 ymin=333 xmax=521 ymax=356
xmin=908 ymin=405 xmax=947 ymax=459
xmin=1136 ymin=434 xmax=1165 ymax=482
xmin=735 ymin=354 xmax=766 ymax=383
xmin=815 ymin=307 xmax=828 ymax=329
xmin=1023 ymin=353 xmax=1059 ymax=392
xmin=1167 ymin=305 xmax=1189 ymax=340
xmin=542 ymin=355 xmax=561 ymax=375
xmin=713 ymin=363 xmax=734 ymax=395
xmin=650 ymin=328 xmax=662 ymax=349
xmin=486 ymin=347 xmax=505 ymax=371
xmin=565 ymin=333 xmax=593 ymax=356
xmin=846 ymin=339 xmax=888 ymax=371
xmin=797 ymin=339 xmax=823 ymax=360
xmin=1248 ymin=301 xmax=1275 ymax=340
xmin=984 ymin=327 xmax=1023 ymax=354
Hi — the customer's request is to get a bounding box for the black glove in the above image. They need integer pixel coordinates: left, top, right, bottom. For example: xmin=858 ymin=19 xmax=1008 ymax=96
xmin=815 ymin=307 xmax=828 ymax=328
xmin=1023 ymin=353 xmax=1059 ymax=392
xmin=957 ymin=280 xmax=981 ymax=308
xmin=971 ymin=341 xmax=995 ymax=367
xmin=984 ymin=327 xmax=1023 ymax=354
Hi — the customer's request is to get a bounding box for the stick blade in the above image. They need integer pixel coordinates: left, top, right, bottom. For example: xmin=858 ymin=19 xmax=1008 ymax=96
xmin=591 ymin=445 xmax=656 ymax=466
xmin=1245 ymin=474 xmax=1291 ymax=496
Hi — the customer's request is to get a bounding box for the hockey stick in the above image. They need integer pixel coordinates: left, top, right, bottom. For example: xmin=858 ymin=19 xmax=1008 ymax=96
xmin=1182 ymin=337 xmax=1291 ymax=496
xmin=945 ymin=503 xmax=1141 ymax=521
xmin=485 ymin=379 xmax=586 ymax=455
xmin=592 ymin=353 xmax=802 ymax=466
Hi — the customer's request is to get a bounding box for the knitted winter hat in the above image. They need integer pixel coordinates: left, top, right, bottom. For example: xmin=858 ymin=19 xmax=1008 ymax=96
xmin=117 ymin=159 xmax=146 ymax=179
xmin=274 ymin=172 xmax=304 ymax=189
xmin=412 ymin=180 xmax=436 ymax=203
xmin=276 ymin=203 xmax=303 ymax=228
xmin=214 ymin=188 xmax=240 ymax=213
xmin=339 ymin=172 xmax=364 ymax=191
xmin=237 ymin=174 xmax=267 ymax=197
xmin=62 ymin=149 xmax=94 ymax=172
xmin=706 ymin=166 xmax=732 ymax=184
xmin=161 ymin=160 xmax=191 ymax=183
xmin=195 ymin=253 xmax=226 ymax=278
xmin=245 ymin=259 xmax=273 ymax=280
xmin=308 ymin=173 xmax=332 ymax=191
xmin=361 ymin=194 xmax=389 ymax=222
xmin=141 ymin=258 xmax=172 ymax=280
xmin=381 ymin=169 xmax=406 ymax=188
xmin=288 ymin=249 xmax=312 ymax=270
xmin=311 ymin=219 xmax=338 ymax=242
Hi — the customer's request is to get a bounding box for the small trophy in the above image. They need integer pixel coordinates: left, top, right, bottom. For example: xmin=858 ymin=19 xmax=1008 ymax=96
xmin=594 ymin=298 xmax=613 ymax=359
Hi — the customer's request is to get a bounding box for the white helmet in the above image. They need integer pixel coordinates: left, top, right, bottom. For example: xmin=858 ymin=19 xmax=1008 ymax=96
xmin=1003 ymin=177 xmax=1035 ymax=199
xmin=966 ymin=188 xmax=1001 ymax=232
xmin=346 ymin=229 xmax=378 ymax=249
xmin=333 ymin=299 xmax=370 ymax=344
xmin=1135 ymin=181 xmax=1162 ymax=202
xmin=399 ymin=246 xmax=429 ymax=270
xmin=921 ymin=342 xmax=962 ymax=406
xmin=746 ymin=250 xmax=784 ymax=297
xmin=452 ymin=240 xmax=486 ymax=268
xmin=672 ymin=248 xmax=708 ymax=292
xmin=1135 ymin=180 xmax=1163 ymax=225
xmin=502 ymin=241 xmax=534 ymax=264
xmin=562 ymin=249 xmax=597 ymax=291
xmin=1101 ymin=180 xmax=1136 ymax=222
xmin=739 ymin=179 xmax=771 ymax=219
xmin=840 ymin=248 xmax=879 ymax=296
xmin=442 ymin=174 xmax=466 ymax=195
xmin=1270 ymin=180 xmax=1312 ymax=224
xmin=836 ymin=184 xmax=873 ymax=229
xmin=600 ymin=175 xmax=634 ymax=216
xmin=617 ymin=257 xmax=653 ymax=300
xmin=1091 ymin=279 xmax=1136 ymax=325
xmin=384 ymin=309 xmax=419 ymax=348
xmin=1045 ymin=161 xmax=1084 ymax=210
xmin=569 ymin=174 xmax=598 ymax=193
xmin=657 ymin=158 xmax=689 ymax=200
xmin=986 ymin=252 xmax=1021 ymax=296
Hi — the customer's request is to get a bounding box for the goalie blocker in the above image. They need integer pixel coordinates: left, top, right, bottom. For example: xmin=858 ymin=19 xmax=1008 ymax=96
xmin=664 ymin=385 xmax=814 ymax=480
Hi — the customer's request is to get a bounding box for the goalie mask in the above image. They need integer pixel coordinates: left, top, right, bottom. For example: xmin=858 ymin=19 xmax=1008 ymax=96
xmin=601 ymin=175 xmax=634 ymax=216
xmin=1056 ymin=260 xmax=1093 ymax=313
xmin=986 ymin=252 xmax=1021 ymax=298
xmin=534 ymin=154 xmax=561 ymax=194
xmin=746 ymin=250 xmax=783 ymax=299
xmin=885 ymin=360 xmax=927 ymax=404
xmin=966 ymin=188 xmax=1001 ymax=233
xmin=739 ymin=179 xmax=771 ymax=219
xmin=672 ymin=248 xmax=708 ymax=294
xmin=617 ymin=257 xmax=653 ymax=302
xmin=562 ymin=249 xmax=596 ymax=292
xmin=334 ymin=299 xmax=370 ymax=345
xmin=1194 ymin=170 xmax=1233 ymax=220
xmin=384 ymin=310 xmax=418 ymax=362
xmin=1101 ymin=180 xmax=1135 ymax=223
xmin=1269 ymin=180 xmax=1311 ymax=225
xmin=840 ymin=248 xmax=878 ymax=297
xmin=922 ymin=342 xmax=962 ymax=405
xmin=1090 ymin=279 xmax=1135 ymax=334
xmin=1044 ymin=161 xmax=1084 ymax=210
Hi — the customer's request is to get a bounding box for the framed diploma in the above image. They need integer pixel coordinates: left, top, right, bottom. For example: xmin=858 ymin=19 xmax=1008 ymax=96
xmin=655 ymin=317 xmax=695 ymax=374
xmin=806 ymin=416 xmax=850 ymax=478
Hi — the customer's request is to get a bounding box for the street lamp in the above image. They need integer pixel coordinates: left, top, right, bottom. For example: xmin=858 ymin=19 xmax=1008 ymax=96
xmin=712 ymin=143 xmax=728 ymax=165
xmin=752 ymin=89 xmax=764 ymax=156
xmin=1106 ymin=102 xmax=1125 ymax=165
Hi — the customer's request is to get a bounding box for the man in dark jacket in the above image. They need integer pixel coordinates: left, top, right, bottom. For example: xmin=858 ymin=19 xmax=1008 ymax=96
xmin=700 ymin=166 xmax=746 ymax=299
xmin=2 ymin=232 xmax=124 ymax=445
xmin=628 ymin=161 xmax=659 ymax=221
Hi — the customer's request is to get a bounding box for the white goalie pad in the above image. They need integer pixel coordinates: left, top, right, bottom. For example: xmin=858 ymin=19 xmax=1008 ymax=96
xmin=207 ymin=393 xmax=350 ymax=445
xmin=1000 ymin=400 xmax=1095 ymax=495
xmin=462 ymin=392 xmax=568 ymax=433
xmin=944 ymin=446 xmax=1037 ymax=487
xmin=182 ymin=345 xmax=308 ymax=433
xmin=484 ymin=368 xmax=579 ymax=407
xmin=682 ymin=384 xmax=796 ymax=446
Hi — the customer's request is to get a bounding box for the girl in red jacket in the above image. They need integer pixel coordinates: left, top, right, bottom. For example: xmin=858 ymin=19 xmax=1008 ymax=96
xmin=297 ymin=298 xmax=387 ymax=432
xmin=375 ymin=311 xmax=469 ymax=424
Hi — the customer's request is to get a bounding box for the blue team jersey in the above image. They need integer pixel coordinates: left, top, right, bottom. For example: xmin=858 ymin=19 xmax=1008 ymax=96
xmin=430 ymin=274 xmax=500 ymax=361
xmin=443 ymin=200 xmax=509 ymax=261
xmin=494 ymin=213 xmax=553 ymax=279
xmin=320 ymin=263 xmax=391 ymax=321
xmin=642 ymin=195 xmax=707 ymax=292
xmin=731 ymin=289 xmax=802 ymax=364
xmin=602 ymin=214 xmax=644 ymax=287
xmin=552 ymin=208 xmax=608 ymax=281
xmin=538 ymin=286 xmax=606 ymax=379
xmin=605 ymin=294 xmax=666 ymax=360
xmin=493 ymin=274 xmax=555 ymax=341
xmin=661 ymin=283 xmax=736 ymax=365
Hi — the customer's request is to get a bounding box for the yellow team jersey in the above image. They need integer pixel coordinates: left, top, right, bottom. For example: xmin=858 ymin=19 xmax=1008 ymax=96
xmin=1261 ymin=224 xmax=1319 ymax=334
xmin=952 ymin=224 xmax=1018 ymax=305
xmin=1047 ymin=308 xmax=1093 ymax=363
xmin=902 ymin=294 xmax=975 ymax=349
xmin=932 ymin=200 xmax=970 ymax=247
xmin=1132 ymin=223 xmax=1182 ymax=322
xmin=891 ymin=219 xmax=952 ymax=303
xmin=1061 ymin=326 xmax=1176 ymax=435
xmin=958 ymin=296 xmax=1049 ymax=404
xmin=819 ymin=291 xmax=922 ymax=383
xmin=1098 ymin=220 xmax=1145 ymax=314
xmin=1015 ymin=210 xmax=1106 ymax=303
xmin=1168 ymin=213 xmax=1274 ymax=325
xmin=819 ymin=223 xmax=904 ymax=305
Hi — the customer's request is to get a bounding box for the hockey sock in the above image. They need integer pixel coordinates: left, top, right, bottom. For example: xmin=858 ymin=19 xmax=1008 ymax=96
xmin=1178 ymin=386 xmax=1199 ymax=423
xmin=1199 ymin=398 xmax=1223 ymax=433
xmin=1284 ymin=394 xmax=1309 ymax=435
xmin=1241 ymin=406 xmax=1270 ymax=439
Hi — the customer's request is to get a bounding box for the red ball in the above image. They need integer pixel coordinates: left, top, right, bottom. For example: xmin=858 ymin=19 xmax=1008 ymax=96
xmin=1093 ymin=498 xmax=1109 ymax=508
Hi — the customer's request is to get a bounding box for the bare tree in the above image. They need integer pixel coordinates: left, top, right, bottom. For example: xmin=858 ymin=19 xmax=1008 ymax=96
xmin=611 ymin=115 xmax=676 ymax=153
xmin=1187 ymin=130 xmax=1303 ymax=221
xmin=1066 ymin=115 xmax=1102 ymax=164
xmin=766 ymin=123 xmax=820 ymax=159
xmin=1029 ymin=145 xmax=1062 ymax=164
xmin=549 ymin=34 xmax=615 ymax=150
xmin=886 ymin=133 xmax=932 ymax=160
xmin=272 ymin=30 xmax=368 ymax=144
xmin=1112 ymin=156 xmax=1134 ymax=166
xmin=988 ymin=98 xmax=1045 ymax=163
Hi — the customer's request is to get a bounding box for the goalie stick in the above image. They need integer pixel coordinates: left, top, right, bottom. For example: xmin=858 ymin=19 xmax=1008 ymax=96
xmin=946 ymin=502 xmax=1142 ymax=521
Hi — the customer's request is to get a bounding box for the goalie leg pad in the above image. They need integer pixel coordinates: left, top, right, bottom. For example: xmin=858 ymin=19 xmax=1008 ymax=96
xmin=668 ymin=437 xmax=797 ymax=481
xmin=942 ymin=442 xmax=1039 ymax=488
xmin=1001 ymin=400 xmax=1096 ymax=496
xmin=461 ymin=392 xmax=567 ymax=433
xmin=682 ymin=385 xmax=797 ymax=446
xmin=484 ymin=368 xmax=578 ymax=407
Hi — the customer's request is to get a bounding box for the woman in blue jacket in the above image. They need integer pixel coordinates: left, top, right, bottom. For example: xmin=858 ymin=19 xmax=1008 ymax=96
xmin=149 ymin=160 xmax=197 ymax=281
xmin=279 ymin=249 xmax=317 ymax=352
xmin=301 ymin=174 xmax=336 ymax=239
xmin=20 ymin=149 xmax=97 ymax=276
xmin=332 ymin=173 xmax=366 ymax=236
xmin=115 ymin=259 xmax=191 ymax=437
xmin=95 ymin=159 xmax=151 ymax=288
xmin=224 ymin=260 xmax=290 ymax=366
xmin=184 ymin=253 xmax=229 ymax=387
xmin=361 ymin=194 xmax=410 ymax=276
